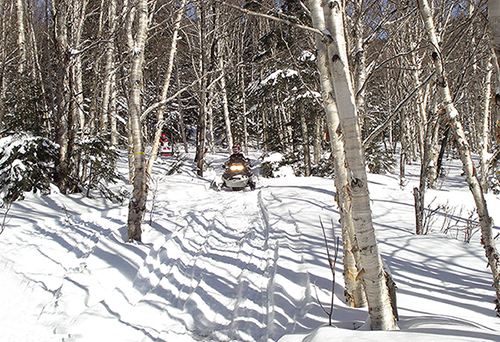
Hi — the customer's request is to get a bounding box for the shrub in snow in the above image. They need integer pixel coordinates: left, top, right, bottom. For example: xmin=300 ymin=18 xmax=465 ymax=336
xmin=260 ymin=152 xmax=301 ymax=177
xmin=2 ymin=76 xmax=47 ymax=137
xmin=311 ymin=157 xmax=335 ymax=178
xmin=0 ymin=134 xmax=58 ymax=204
xmin=364 ymin=143 xmax=396 ymax=174
xmin=73 ymin=135 xmax=125 ymax=202
xmin=261 ymin=151 xmax=335 ymax=178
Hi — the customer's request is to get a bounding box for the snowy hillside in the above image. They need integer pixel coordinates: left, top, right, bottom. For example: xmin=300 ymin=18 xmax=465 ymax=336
xmin=1 ymin=149 xmax=499 ymax=342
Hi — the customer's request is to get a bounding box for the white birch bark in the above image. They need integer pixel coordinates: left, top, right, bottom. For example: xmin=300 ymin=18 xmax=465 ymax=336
xmin=72 ymin=0 xmax=88 ymax=133
xmin=127 ymin=0 xmax=149 ymax=242
xmin=101 ymin=0 xmax=117 ymax=133
xmin=15 ymin=0 xmax=26 ymax=74
xmin=352 ymin=0 xmax=367 ymax=128
xmin=479 ymin=59 xmax=493 ymax=192
xmin=310 ymin=0 xmax=366 ymax=308
xmin=52 ymin=0 xmax=72 ymax=191
xmin=0 ymin=0 xmax=6 ymax=132
xmin=219 ymin=50 xmax=234 ymax=152
xmin=241 ymin=67 xmax=249 ymax=155
xmin=299 ymin=108 xmax=311 ymax=176
xmin=195 ymin=0 xmax=209 ymax=176
xmin=207 ymin=87 xmax=216 ymax=153
xmin=313 ymin=119 xmax=321 ymax=164
xmin=176 ymin=65 xmax=189 ymax=153
xmin=26 ymin=3 xmax=51 ymax=135
xmin=319 ymin=0 xmax=397 ymax=329
xmin=490 ymin=0 xmax=500 ymax=59
xmin=419 ymin=0 xmax=500 ymax=314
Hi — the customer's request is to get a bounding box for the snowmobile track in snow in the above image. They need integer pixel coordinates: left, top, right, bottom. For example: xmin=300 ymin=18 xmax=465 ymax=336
xmin=134 ymin=182 xmax=277 ymax=342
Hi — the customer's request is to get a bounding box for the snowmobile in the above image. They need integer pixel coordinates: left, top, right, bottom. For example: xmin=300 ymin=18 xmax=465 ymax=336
xmin=212 ymin=159 xmax=256 ymax=191
xmin=159 ymin=144 xmax=172 ymax=157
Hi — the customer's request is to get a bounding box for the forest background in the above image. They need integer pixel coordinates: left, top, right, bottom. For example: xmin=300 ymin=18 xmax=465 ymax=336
xmin=1 ymin=0 xmax=500 ymax=332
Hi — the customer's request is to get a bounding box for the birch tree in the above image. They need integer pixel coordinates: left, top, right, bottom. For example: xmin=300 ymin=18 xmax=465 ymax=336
xmin=308 ymin=0 xmax=367 ymax=308
xmin=194 ymin=0 xmax=211 ymax=177
xmin=127 ymin=0 xmax=149 ymax=242
xmin=418 ymin=0 xmax=500 ymax=315
xmin=309 ymin=0 xmax=397 ymax=329
xmin=15 ymin=0 xmax=26 ymax=74
xmin=51 ymin=0 xmax=88 ymax=193
xmin=101 ymin=0 xmax=118 ymax=141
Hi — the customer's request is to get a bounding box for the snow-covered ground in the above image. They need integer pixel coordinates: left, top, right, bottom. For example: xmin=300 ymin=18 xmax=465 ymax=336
xmin=1 ymin=148 xmax=499 ymax=342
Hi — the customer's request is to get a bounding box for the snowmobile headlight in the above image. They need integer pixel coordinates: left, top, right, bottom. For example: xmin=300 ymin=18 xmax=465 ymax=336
xmin=229 ymin=164 xmax=245 ymax=172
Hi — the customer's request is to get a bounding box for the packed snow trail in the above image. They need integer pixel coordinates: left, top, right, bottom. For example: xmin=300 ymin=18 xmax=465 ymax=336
xmin=122 ymin=156 xmax=335 ymax=341
xmin=0 ymin=153 xmax=336 ymax=342
xmin=2 ymin=152 xmax=499 ymax=342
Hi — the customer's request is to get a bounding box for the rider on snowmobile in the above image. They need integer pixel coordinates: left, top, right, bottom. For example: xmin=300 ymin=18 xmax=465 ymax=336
xmin=227 ymin=143 xmax=249 ymax=166
xmin=159 ymin=134 xmax=169 ymax=146
xmin=225 ymin=143 xmax=256 ymax=190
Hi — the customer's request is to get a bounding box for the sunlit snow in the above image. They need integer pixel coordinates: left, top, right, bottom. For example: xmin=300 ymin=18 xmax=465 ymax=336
xmin=0 ymin=148 xmax=499 ymax=341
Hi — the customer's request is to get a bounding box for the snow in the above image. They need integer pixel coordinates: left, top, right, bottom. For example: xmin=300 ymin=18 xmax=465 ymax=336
xmin=1 ymin=148 xmax=499 ymax=342
xmin=261 ymin=69 xmax=299 ymax=86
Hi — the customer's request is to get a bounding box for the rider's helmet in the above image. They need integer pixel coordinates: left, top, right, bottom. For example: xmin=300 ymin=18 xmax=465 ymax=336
xmin=161 ymin=134 xmax=166 ymax=139
xmin=232 ymin=143 xmax=241 ymax=154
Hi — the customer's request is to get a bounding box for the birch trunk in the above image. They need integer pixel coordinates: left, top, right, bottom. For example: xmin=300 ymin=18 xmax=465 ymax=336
xmin=195 ymin=0 xmax=208 ymax=176
xmin=27 ymin=4 xmax=51 ymax=135
xmin=309 ymin=0 xmax=367 ymax=308
xmin=299 ymin=107 xmax=311 ymax=176
xmin=313 ymin=118 xmax=321 ymax=164
xmin=414 ymin=104 xmax=438 ymax=235
xmin=419 ymin=0 xmax=500 ymax=314
xmin=207 ymin=87 xmax=215 ymax=153
xmin=479 ymin=59 xmax=493 ymax=193
xmin=490 ymin=0 xmax=500 ymax=63
xmin=352 ymin=0 xmax=367 ymax=129
xmin=72 ymin=0 xmax=88 ymax=133
xmin=320 ymin=0 xmax=397 ymax=329
xmin=15 ymin=0 xmax=26 ymax=74
xmin=0 ymin=0 xmax=5 ymax=133
xmin=127 ymin=0 xmax=149 ymax=242
xmin=411 ymin=51 xmax=434 ymax=235
xmin=219 ymin=42 xmax=233 ymax=152
xmin=146 ymin=0 xmax=187 ymax=177
xmin=109 ymin=57 xmax=118 ymax=146
xmin=196 ymin=83 xmax=208 ymax=176
xmin=176 ymin=62 xmax=189 ymax=153
xmin=100 ymin=0 xmax=117 ymax=133
xmin=52 ymin=0 xmax=71 ymax=192
xmin=87 ymin=0 xmax=105 ymax=135
xmin=241 ymin=67 xmax=249 ymax=155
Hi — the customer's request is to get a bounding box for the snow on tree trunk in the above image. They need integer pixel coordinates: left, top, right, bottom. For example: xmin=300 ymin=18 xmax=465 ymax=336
xmin=320 ymin=0 xmax=397 ymax=329
xmin=419 ymin=0 xmax=500 ymax=314
xmin=127 ymin=0 xmax=148 ymax=242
